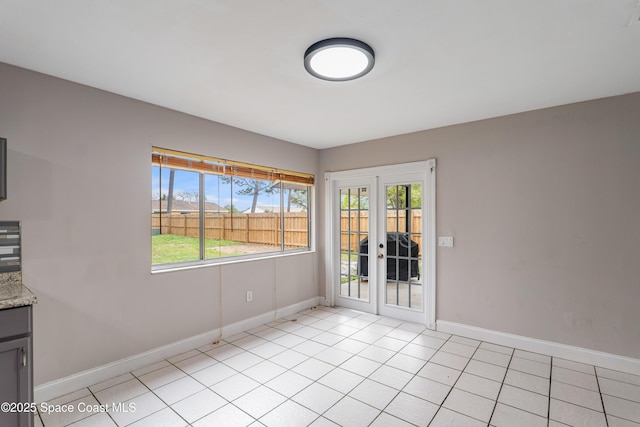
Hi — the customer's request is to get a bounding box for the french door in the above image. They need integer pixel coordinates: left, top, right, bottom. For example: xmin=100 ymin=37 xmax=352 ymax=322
xmin=326 ymin=160 xmax=436 ymax=327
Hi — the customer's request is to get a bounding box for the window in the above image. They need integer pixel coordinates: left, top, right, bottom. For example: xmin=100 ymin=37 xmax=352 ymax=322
xmin=151 ymin=147 xmax=313 ymax=269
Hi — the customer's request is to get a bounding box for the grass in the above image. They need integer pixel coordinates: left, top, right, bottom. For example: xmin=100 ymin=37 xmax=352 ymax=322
xmin=152 ymin=234 xmax=244 ymax=264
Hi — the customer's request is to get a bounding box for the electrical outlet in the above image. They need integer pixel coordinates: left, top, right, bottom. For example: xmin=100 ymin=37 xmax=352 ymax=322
xmin=438 ymin=236 xmax=454 ymax=247
xmin=246 ymin=291 xmax=253 ymax=302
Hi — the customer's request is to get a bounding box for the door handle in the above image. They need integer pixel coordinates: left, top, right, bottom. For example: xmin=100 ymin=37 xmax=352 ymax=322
xmin=378 ymin=253 xmax=384 ymax=259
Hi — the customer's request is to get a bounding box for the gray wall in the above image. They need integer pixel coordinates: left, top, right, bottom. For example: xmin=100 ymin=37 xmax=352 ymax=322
xmin=0 ymin=63 xmax=320 ymax=385
xmin=2 ymin=59 xmax=639 ymax=387
xmin=318 ymin=92 xmax=640 ymax=359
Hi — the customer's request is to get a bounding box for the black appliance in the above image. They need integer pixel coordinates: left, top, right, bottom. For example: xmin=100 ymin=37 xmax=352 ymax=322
xmin=359 ymin=233 xmax=419 ymax=281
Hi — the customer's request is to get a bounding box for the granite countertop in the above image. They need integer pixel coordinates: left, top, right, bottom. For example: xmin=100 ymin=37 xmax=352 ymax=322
xmin=0 ymin=271 xmax=37 ymax=310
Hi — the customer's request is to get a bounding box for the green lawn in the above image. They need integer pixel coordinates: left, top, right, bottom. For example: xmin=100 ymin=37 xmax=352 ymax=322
xmin=152 ymin=234 xmax=243 ymax=264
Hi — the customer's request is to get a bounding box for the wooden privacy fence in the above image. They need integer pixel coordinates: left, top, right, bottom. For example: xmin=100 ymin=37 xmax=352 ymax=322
xmin=152 ymin=211 xmax=423 ymax=251
xmin=152 ymin=212 xmax=310 ymax=248
xmin=340 ymin=211 xmax=423 ymax=254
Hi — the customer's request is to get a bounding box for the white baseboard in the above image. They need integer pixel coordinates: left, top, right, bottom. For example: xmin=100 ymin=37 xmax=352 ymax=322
xmin=35 ymin=296 xmax=321 ymax=403
xmin=437 ymin=320 xmax=640 ymax=376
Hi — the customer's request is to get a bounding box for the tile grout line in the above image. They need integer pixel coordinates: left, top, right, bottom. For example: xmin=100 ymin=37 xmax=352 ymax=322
xmin=547 ymin=356 xmax=552 ymax=427
xmin=268 ymin=311 xmax=395 ymax=425
xmin=318 ymin=314 xmax=410 ymax=424
xmin=87 ymin=387 xmax=120 ymax=427
xmin=198 ymin=331 xmax=311 ymax=425
xmin=485 ymin=343 xmax=515 ymax=427
xmin=550 ymin=370 xmax=612 ymax=393
xmin=290 ymin=317 xmax=428 ymax=425
xmin=162 ymin=349 xmax=242 ymax=427
xmin=367 ymin=327 xmax=434 ymax=426
xmin=130 ymin=344 xmax=241 ymax=426
xmin=547 ymin=361 xmax=624 ymax=420
xmin=426 ymin=334 xmax=482 ymax=426
xmin=594 ymin=367 xmax=610 ymax=427
xmin=596 ymin=369 xmax=640 ymax=388
xmin=126 ymin=365 xmax=193 ymax=427
xmin=229 ymin=310 xmax=379 ymax=425
xmin=369 ymin=321 xmax=450 ymax=425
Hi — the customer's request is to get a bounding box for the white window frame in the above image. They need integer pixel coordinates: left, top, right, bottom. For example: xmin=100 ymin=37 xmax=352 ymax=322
xmin=151 ymin=148 xmax=314 ymax=272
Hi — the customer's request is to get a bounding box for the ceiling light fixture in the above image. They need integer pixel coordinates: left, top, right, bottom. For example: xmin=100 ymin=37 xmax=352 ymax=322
xmin=304 ymin=38 xmax=375 ymax=81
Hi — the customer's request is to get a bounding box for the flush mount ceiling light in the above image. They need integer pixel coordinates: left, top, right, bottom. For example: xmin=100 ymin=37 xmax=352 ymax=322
xmin=304 ymin=38 xmax=375 ymax=81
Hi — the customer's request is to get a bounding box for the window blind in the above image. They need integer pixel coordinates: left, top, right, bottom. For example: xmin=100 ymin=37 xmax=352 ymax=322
xmin=151 ymin=147 xmax=314 ymax=185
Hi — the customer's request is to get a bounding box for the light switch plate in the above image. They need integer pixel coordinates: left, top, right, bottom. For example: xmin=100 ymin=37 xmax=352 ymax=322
xmin=438 ymin=236 xmax=454 ymax=247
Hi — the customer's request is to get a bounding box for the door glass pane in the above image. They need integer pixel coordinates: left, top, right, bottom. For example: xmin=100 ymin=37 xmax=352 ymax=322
xmin=385 ymin=183 xmax=422 ymax=309
xmin=339 ymin=187 xmax=369 ymax=301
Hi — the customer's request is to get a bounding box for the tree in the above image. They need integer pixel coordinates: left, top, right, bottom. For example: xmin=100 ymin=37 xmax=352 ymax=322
xmin=386 ymin=184 xmax=421 ymax=208
xmin=288 ymin=189 xmax=308 ymax=211
xmin=166 ymin=169 xmax=175 ymax=213
xmin=222 ymin=177 xmax=276 ymax=213
xmin=224 ymin=204 xmax=240 ymax=213
xmin=341 ymin=189 xmax=369 ymax=209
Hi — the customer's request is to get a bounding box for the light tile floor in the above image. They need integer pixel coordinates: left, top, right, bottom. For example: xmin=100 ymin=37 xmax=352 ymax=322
xmin=35 ymin=306 xmax=640 ymax=426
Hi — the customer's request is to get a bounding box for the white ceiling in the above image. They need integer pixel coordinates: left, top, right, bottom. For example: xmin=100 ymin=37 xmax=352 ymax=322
xmin=1 ymin=1 xmax=639 ymax=149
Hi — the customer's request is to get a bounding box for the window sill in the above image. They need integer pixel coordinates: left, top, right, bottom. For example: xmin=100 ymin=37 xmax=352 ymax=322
xmin=150 ymin=249 xmax=314 ymax=275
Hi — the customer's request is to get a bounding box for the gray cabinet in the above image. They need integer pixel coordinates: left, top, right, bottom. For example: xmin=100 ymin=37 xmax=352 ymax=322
xmin=0 ymin=305 xmax=33 ymax=427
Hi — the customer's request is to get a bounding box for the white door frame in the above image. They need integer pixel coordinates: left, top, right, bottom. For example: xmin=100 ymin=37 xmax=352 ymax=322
xmin=325 ymin=160 xmax=436 ymax=328
xmin=327 ymin=176 xmax=378 ymax=314
xmin=377 ymin=171 xmax=427 ymax=323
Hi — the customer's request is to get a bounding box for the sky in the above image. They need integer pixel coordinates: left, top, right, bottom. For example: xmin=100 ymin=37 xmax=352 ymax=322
xmin=151 ymin=166 xmax=284 ymax=212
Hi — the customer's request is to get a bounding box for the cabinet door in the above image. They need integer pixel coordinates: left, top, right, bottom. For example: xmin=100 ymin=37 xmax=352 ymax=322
xmin=0 ymin=337 xmax=32 ymax=427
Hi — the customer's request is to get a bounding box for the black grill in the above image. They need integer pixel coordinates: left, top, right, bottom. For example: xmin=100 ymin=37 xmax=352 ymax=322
xmin=358 ymin=233 xmax=419 ymax=281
